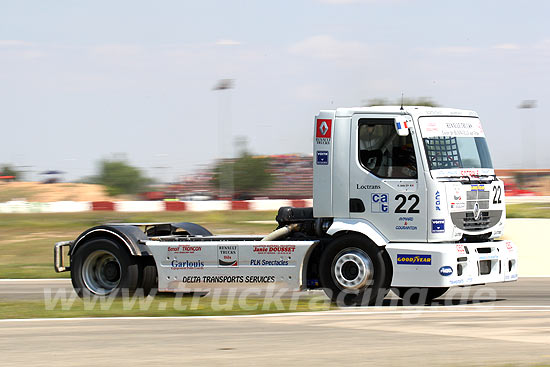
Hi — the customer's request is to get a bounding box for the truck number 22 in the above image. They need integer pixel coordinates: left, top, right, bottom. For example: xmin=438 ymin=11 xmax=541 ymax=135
xmin=395 ymin=194 xmax=420 ymax=213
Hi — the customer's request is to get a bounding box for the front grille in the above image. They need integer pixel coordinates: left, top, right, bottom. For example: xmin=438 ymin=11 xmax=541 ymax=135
xmin=451 ymin=210 xmax=503 ymax=231
xmin=464 ymin=211 xmax=490 ymax=229
xmin=466 ymin=190 xmax=490 ymax=209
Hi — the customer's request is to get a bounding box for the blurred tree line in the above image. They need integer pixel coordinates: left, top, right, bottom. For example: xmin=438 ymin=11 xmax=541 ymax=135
xmin=89 ymin=152 xmax=273 ymax=199
xmin=0 ymin=164 xmax=21 ymax=181
xmin=211 ymin=152 xmax=273 ymax=199
xmin=89 ymin=159 xmax=153 ymax=196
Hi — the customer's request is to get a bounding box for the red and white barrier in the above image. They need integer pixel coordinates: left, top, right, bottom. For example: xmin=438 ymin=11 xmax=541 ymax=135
xmin=0 ymin=199 xmax=314 ymax=213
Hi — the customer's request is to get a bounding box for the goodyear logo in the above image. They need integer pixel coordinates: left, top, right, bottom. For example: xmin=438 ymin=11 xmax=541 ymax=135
xmin=397 ymin=254 xmax=432 ymax=265
xmin=471 ymin=184 xmax=485 ymax=191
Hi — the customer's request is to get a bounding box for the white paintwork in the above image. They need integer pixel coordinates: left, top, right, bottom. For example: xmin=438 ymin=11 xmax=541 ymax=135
xmin=147 ymin=240 xmax=318 ymax=292
xmin=387 ymin=240 xmax=518 ymax=287
xmin=327 ymin=218 xmax=389 ymax=247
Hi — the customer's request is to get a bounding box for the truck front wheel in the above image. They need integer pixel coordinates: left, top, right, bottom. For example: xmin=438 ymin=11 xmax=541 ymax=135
xmin=71 ymin=237 xmax=139 ymax=297
xmin=319 ymin=234 xmax=389 ymax=306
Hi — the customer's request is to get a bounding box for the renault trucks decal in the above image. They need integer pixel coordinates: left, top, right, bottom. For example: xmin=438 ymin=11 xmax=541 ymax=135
xmin=316 ymin=119 xmax=332 ymax=144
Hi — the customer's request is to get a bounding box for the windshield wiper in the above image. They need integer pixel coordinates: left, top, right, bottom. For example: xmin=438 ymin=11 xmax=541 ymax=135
xmin=437 ymin=176 xmax=471 ymax=183
xmin=437 ymin=175 xmax=495 ymax=184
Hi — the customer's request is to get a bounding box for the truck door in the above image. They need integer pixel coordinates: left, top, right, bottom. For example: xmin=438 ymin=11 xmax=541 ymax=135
xmin=348 ymin=115 xmax=427 ymax=242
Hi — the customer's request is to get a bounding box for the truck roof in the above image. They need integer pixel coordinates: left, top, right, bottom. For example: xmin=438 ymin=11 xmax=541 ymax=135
xmin=323 ymin=106 xmax=478 ymax=118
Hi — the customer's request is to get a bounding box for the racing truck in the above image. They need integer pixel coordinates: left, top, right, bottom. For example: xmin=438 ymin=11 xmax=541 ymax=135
xmin=54 ymin=106 xmax=518 ymax=305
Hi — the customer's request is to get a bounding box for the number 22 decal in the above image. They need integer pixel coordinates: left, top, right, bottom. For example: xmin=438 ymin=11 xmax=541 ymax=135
xmin=492 ymin=186 xmax=502 ymax=204
xmin=395 ymin=194 xmax=420 ymax=213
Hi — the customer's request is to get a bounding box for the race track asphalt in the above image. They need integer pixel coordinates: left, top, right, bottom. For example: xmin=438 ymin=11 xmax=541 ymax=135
xmin=1 ymin=278 xmax=550 ymax=366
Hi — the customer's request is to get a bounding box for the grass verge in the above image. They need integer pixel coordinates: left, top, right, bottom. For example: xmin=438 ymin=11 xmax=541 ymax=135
xmin=0 ymin=293 xmax=334 ymax=319
xmin=506 ymin=203 xmax=550 ymax=218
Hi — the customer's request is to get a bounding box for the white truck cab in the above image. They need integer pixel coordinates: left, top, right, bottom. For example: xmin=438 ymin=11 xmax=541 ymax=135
xmin=55 ymin=105 xmax=518 ymax=306
xmin=314 ymin=106 xmax=516 ymax=289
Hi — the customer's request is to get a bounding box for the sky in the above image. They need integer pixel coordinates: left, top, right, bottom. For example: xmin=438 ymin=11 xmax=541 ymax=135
xmin=1 ymin=0 xmax=549 ymax=182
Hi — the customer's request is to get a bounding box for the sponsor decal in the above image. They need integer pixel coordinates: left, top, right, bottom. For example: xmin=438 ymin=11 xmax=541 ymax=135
xmin=356 ymin=184 xmax=381 ymax=190
xmin=450 ymin=202 xmax=466 ymax=210
xmin=431 ymin=219 xmax=445 ymax=233
xmin=250 ymin=259 xmax=289 ymax=266
xmin=470 ymin=184 xmax=485 ymax=191
xmin=397 ymin=254 xmax=432 ymax=265
xmin=316 ymin=150 xmax=329 ymax=165
xmin=182 ymin=275 xmax=276 ymax=283
xmin=180 ymin=276 xmax=202 ymax=283
xmin=435 ymin=191 xmax=441 ymax=211
xmin=450 ymin=187 xmax=464 ymax=210
xmin=253 ymin=244 xmax=296 ymax=254
xmin=479 ymin=255 xmax=498 ymax=260
xmin=371 ymin=193 xmax=389 ymax=213
xmin=167 ymin=245 xmax=202 ymax=254
xmin=439 ymin=266 xmax=453 ymax=276
xmin=506 ymin=242 xmax=514 ymax=251
xmin=450 ymin=279 xmax=465 ymax=285
xmin=171 ymin=260 xmax=204 ymax=269
xmin=396 ymin=216 xmax=417 ymax=230
xmin=456 ymin=244 xmax=466 ymax=254
xmin=218 ymin=245 xmax=238 ymax=267
xmin=395 ymin=182 xmax=416 ymax=192
xmin=461 ymin=169 xmax=480 ymax=177
xmin=419 ymin=118 xmax=484 ymax=138
xmin=316 ymin=119 xmax=332 ymax=144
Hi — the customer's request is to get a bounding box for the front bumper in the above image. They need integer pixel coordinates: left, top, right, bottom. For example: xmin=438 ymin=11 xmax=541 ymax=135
xmin=54 ymin=241 xmax=73 ymax=273
xmin=386 ymin=240 xmax=518 ymax=287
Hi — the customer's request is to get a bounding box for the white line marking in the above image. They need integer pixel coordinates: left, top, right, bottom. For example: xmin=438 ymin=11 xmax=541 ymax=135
xmin=0 ymin=279 xmax=70 ymax=282
xmin=2 ymin=307 xmax=550 ymax=323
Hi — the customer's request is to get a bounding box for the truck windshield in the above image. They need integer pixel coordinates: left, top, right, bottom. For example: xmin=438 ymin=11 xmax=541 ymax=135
xmin=423 ymin=136 xmax=493 ymax=170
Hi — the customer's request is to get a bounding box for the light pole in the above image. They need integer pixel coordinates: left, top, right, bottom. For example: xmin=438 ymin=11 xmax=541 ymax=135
xmin=518 ymin=100 xmax=537 ymax=169
xmin=213 ymin=79 xmax=235 ymax=200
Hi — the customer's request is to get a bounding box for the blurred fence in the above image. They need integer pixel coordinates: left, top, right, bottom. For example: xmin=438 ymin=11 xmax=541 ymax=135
xmin=0 ymin=199 xmax=313 ymax=213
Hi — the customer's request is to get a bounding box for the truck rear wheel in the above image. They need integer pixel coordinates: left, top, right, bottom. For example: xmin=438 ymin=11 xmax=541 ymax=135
xmin=393 ymin=287 xmax=449 ymax=305
xmin=138 ymin=257 xmax=158 ymax=297
xmin=319 ymin=234 xmax=389 ymax=306
xmin=71 ymin=237 xmax=139 ymax=297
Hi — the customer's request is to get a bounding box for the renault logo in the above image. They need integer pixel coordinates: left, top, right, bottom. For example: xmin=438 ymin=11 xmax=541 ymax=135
xmin=473 ymin=202 xmax=481 ymax=220
xmin=319 ymin=121 xmax=329 ymax=136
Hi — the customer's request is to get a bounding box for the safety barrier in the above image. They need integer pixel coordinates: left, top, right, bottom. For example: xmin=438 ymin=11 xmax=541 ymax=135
xmin=0 ymin=200 xmax=312 ymax=213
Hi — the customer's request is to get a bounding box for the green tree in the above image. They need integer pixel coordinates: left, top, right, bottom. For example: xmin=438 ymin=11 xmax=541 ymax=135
xmin=0 ymin=164 xmax=21 ymax=181
xmin=212 ymin=153 xmax=273 ymax=199
xmin=95 ymin=159 xmax=151 ymax=196
xmin=364 ymin=97 xmax=440 ymax=107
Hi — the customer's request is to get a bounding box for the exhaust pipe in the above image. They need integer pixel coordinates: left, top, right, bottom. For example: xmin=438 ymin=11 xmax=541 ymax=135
xmin=261 ymin=223 xmax=300 ymax=241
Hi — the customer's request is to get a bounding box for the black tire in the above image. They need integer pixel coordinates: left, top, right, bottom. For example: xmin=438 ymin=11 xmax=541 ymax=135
xmin=71 ymin=237 xmax=139 ymax=298
xmin=319 ymin=234 xmax=389 ymax=306
xmin=138 ymin=257 xmax=158 ymax=297
xmin=393 ymin=287 xmax=449 ymax=305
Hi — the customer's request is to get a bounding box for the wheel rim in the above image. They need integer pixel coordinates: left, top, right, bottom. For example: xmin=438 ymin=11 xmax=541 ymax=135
xmin=82 ymin=250 xmax=121 ymax=295
xmin=332 ymin=248 xmax=374 ymax=290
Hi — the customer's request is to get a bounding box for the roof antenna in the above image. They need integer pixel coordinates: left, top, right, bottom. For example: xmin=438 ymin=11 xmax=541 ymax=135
xmin=400 ymin=92 xmax=404 ymax=111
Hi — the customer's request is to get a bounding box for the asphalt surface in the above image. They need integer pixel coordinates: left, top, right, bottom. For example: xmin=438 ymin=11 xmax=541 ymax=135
xmin=1 ymin=278 xmax=550 ymax=366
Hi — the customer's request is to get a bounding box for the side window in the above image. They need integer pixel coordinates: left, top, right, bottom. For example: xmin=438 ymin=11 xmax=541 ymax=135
xmin=358 ymin=119 xmax=417 ymax=179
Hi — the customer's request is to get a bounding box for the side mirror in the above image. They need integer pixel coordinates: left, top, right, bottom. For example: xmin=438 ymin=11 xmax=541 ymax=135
xmin=394 ymin=116 xmax=411 ymax=136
